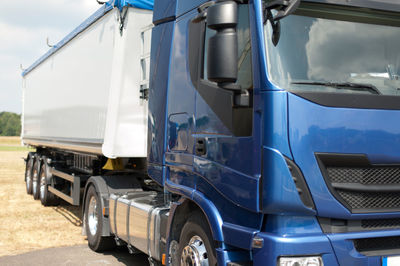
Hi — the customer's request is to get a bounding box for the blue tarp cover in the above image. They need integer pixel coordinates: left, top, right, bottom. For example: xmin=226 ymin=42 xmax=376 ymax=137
xmin=22 ymin=0 xmax=154 ymax=76
xmin=117 ymin=0 xmax=154 ymax=10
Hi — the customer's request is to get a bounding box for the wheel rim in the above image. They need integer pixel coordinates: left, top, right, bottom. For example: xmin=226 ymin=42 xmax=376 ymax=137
xmin=180 ymin=236 xmax=209 ymax=266
xmin=40 ymin=171 xmax=46 ymax=200
xmin=87 ymin=196 xmax=98 ymax=236
xmin=32 ymin=168 xmax=38 ymax=194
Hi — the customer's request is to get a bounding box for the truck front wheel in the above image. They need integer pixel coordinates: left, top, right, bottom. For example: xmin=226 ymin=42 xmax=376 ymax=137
xmin=84 ymin=185 xmax=115 ymax=252
xmin=178 ymin=212 xmax=217 ymax=266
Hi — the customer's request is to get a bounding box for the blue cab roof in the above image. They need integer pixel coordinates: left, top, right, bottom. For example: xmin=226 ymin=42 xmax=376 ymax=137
xmin=22 ymin=0 xmax=154 ymax=76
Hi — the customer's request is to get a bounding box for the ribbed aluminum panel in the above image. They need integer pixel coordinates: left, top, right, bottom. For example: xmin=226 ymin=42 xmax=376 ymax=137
xmin=22 ymin=8 xmax=152 ymax=157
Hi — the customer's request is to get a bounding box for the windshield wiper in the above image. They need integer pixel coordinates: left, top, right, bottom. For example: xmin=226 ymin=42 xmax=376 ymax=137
xmin=291 ymin=81 xmax=381 ymax=95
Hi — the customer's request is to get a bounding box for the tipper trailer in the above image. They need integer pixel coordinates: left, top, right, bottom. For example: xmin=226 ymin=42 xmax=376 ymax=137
xmin=22 ymin=0 xmax=400 ymax=265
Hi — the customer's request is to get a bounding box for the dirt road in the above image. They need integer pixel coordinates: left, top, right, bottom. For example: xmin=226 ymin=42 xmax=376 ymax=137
xmin=0 ymin=137 xmax=149 ymax=264
xmin=0 ymin=137 xmax=88 ymax=256
xmin=0 ymin=245 xmax=149 ymax=266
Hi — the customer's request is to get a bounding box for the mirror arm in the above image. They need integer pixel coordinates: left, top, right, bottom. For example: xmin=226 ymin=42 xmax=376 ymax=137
xmin=235 ymin=89 xmax=250 ymax=107
xmin=193 ymin=1 xmax=216 ymax=23
xmin=264 ymin=9 xmax=281 ymax=46
xmin=264 ymin=0 xmax=300 ymax=21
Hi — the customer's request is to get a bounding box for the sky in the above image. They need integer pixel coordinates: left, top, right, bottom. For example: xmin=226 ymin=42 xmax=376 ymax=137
xmin=0 ymin=0 xmax=101 ymax=114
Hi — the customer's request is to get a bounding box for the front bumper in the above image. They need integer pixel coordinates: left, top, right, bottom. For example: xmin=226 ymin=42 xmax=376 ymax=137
xmin=252 ymin=230 xmax=338 ymax=265
xmin=251 ymin=221 xmax=400 ymax=265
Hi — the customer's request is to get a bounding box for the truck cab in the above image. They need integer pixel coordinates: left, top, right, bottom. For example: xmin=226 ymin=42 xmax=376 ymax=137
xmin=149 ymin=0 xmax=400 ymax=265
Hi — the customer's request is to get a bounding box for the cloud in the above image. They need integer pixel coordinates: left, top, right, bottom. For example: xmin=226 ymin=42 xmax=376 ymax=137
xmin=0 ymin=0 xmax=100 ymax=30
xmin=0 ymin=0 xmax=101 ymax=113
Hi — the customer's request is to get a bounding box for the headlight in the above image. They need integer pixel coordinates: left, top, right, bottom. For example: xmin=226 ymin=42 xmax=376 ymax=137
xmin=279 ymin=256 xmax=323 ymax=266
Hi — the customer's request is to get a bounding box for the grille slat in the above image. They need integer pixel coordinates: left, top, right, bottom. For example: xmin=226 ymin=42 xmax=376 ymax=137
xmin=328 ymin=167 xmax=400 ymax=185
xmin=338 ymin=190 xmax=400 ymax=209
xmin=362 ymin=219 xmax=400 ymax=229
xmin=353 ymin=236 xmax=400 ymax=256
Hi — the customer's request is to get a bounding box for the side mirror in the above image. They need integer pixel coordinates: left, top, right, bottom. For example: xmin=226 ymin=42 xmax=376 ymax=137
xmin=206 ymin=1 xmax=240 ymax=91
xmin=264 ymin=0 xmax=300 ymax=46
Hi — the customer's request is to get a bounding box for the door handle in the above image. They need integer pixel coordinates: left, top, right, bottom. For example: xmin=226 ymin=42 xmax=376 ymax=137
xmin=195 ymin=138 xmax=207 ymax=156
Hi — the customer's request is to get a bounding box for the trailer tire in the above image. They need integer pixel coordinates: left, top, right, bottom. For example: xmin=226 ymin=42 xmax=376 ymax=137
xmin=25 ymin=153 xmax=34 ymax=195
xmin=178 ymin=212 xmax=217 ymax=266
xmin=39 ymin=159 xmax=59 ymax=206
xmin=84 ymin=185 xmax=115 ymax=252
xmin=32 ymin=156 xmax=41 ymax=200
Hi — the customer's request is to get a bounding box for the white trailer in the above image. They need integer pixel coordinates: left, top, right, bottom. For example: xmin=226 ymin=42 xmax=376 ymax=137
xmin=22 ymin=5 xmax=152 ymax=158
xmin=21 ymin=4 xmax=157 ymax=227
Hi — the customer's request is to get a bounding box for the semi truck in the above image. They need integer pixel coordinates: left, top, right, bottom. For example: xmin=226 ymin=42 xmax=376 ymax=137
xmin=21 ymin=0 xmax=400 ymax=265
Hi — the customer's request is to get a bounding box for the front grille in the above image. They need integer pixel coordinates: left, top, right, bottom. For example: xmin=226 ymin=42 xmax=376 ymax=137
xmin=316 ymin=153 xmax=400 ymax=213
xmin=362 ymin=219 xmax=400 ymax=229
xmin=353 ymin=236 xmax=400 ymax=256
xmin=318 ymin=217 xmax=400 ymax=233
xmin=326 ymin=166 xmax=400 ymax=212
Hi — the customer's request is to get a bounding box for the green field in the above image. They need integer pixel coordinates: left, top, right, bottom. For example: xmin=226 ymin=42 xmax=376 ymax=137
xmin=0 ymin=137 xmax=34 ymax=152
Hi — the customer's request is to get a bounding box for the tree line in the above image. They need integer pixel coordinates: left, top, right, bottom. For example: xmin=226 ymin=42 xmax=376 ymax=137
xmin=0 ymin=112 xmax=21 ymax=136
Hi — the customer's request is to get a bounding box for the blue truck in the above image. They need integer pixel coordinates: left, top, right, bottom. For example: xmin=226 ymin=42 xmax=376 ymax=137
xmin=22 ymin=0 xmax=400 ymax=265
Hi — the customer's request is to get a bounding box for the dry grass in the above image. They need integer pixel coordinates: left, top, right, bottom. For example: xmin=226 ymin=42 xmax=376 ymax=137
xmin=0 ymin=136 xmax=22 ymax=146
xmin=0 ymin=137 xmax=87 ymax=256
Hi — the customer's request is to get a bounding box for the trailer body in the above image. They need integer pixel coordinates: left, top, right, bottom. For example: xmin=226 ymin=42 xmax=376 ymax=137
xmin=22 ymin=0 xmax=400 ymax=265
xmin=22 ymin=6 xmax=151 ymax=158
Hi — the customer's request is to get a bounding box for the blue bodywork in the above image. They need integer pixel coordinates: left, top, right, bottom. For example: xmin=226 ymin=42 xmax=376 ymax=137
xmin=148 ymin=0 xmax=400 ymax=265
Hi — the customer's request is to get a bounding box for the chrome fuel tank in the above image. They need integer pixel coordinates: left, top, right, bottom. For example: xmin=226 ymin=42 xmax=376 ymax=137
xmin=109 ymin=192 xmax=169 ymax=260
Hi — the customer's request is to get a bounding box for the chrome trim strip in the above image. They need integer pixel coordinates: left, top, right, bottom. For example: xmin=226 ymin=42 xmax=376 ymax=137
xmin=23 ymin=137 xmax=103 ymax=155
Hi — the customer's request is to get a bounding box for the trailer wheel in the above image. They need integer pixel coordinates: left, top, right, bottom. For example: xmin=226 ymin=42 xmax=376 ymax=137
xmin=178 ymin=212 xmax=217 ymax=266
xmin=32 ymin=157 xmax=41 ymax=200
xmin=84 ymin=185 xmax=115 ymax=252
xmin=25 ymin=153 xmax=34 ymax=195
xmin=39 ymin=159 xmax=59 ymax=206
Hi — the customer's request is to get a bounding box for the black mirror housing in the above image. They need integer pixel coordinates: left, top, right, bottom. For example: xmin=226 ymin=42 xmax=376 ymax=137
xmin=206 ymin=1 xmax=239 ymax=87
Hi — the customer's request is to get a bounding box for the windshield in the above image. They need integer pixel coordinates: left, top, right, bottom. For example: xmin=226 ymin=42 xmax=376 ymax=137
xmin=264 ymin=8 xmax=400 ymax=96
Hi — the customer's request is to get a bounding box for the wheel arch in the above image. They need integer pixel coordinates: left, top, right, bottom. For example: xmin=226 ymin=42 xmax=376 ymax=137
xmin=168 ymin=192 xmax=224 ymax=245
xmin=82 ymin=175 xmax=143 ymax=237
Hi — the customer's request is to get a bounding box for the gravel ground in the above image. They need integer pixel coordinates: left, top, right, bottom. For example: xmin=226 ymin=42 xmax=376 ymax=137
xmin=0 ymin=245 xmax=149 ymax=266
xmin=0 ymin=137 xmax=149 ymax=264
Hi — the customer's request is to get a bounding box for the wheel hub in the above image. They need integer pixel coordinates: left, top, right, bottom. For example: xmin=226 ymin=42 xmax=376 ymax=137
xmin=180 ymin=236 xmax=209 ymax=266
xmin=87 ymin=196 xmax=98 ymax=236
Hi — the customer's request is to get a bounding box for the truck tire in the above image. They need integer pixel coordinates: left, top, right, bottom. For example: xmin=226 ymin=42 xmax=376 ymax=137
xmin=84 ymin=185 xmax=115 ymax=252
xmin=32 ymin=156 xmax=41 ymax=200
xmin=25 ymin=153 xmax=34 ymax=195
xmin=178 ymin=212 xmax=217 ymax=266
xmin=39 ymin=159 xmax=59 ymax=206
